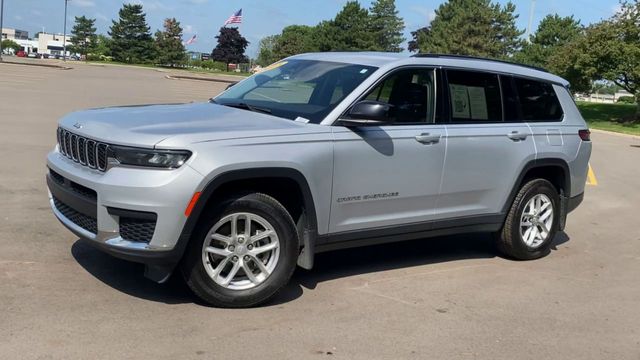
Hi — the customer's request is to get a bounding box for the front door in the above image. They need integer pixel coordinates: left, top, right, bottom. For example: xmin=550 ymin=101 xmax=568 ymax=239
xmin=329 ymin=68 xmax=446 ymax=234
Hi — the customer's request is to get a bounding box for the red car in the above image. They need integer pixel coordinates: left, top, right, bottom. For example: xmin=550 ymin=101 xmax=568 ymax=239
xmin=16 ymin=50 xmax=27 ymax=57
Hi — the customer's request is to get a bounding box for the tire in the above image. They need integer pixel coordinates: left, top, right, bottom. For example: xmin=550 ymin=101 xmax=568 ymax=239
xmin=496 ymin=179 xmax=560 ymax=260
xmin=181 ymin=192 xmax=299 ymax=308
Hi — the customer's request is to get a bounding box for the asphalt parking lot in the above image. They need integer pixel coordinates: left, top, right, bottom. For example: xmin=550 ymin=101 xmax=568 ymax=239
xmin=1 ymin=61 xmax=639 ymax=359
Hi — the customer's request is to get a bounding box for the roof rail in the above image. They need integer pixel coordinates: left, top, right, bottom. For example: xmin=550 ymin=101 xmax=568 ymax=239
xmin=411 ymin=53 xmax=548 ymax=73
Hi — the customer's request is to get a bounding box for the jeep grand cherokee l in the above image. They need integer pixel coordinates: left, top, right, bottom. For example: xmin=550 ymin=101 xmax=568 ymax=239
xmin=46 ymin=53 xmax=591 ymax=307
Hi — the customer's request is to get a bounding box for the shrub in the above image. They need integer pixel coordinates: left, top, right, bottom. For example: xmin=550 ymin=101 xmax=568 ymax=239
xmin=617 ymin=96 xmax=635 ymax=104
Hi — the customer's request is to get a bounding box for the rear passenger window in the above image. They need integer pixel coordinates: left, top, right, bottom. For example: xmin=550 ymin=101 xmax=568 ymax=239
xmin=514 ymin=78 xmax=563 ymax=121
xmin=500 ymin=76 xmax=521 ymax=122
xmin=447 ymin=70 xmax=502 ymax=122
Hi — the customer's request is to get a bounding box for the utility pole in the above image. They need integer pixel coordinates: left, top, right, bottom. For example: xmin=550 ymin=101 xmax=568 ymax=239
xmin=0 ymin=0 xmax=5 ymax=62
xmin=525 ymin=0 xmax=537 ymax=42
xmin=62 ymin=0 xmax=69 ymax=61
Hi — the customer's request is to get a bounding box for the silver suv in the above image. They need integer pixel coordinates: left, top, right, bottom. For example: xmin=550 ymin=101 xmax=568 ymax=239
xmin=47 ymin=53 xmax=592 ymax=307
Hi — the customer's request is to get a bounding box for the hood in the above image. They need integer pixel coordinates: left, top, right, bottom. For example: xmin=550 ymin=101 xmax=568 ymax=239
xmin=59 ymin=102 xmax=323 ymax=148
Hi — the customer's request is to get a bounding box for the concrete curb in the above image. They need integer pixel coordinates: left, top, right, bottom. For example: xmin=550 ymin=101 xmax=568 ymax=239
xmin=165 ymin=74 xmax=239 ymax=84
xmin=591 ymin=128 xmax=640 ymax=140
xmin=0 ymin=60 xmax=72 ymax=70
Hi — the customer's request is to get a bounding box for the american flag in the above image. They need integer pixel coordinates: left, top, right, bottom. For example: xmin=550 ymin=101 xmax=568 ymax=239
xmin=185 ymin=34 xmax=197 ymax=45
xmin=223 ymin=9 xmax=242 ymax=26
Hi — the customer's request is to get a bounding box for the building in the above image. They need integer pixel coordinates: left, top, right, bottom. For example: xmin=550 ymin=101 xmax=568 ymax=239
xmin=575 ymin=90 xmax=634 ymax=104
xmin=1 ymin=27 xmax=29 ymax=41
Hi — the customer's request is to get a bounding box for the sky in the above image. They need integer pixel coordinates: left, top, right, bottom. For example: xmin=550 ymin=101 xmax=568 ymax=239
xmin=3 ymin=0 xmax=625 ymax=57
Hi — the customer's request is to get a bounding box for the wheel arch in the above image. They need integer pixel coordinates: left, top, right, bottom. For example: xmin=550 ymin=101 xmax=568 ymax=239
xmin=502 ymin=158 xmax=571 ymax=215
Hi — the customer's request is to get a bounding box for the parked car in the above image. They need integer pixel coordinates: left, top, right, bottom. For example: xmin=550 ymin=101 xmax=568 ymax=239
xmin=27 ymin=52 xmax=37 ymax=58
xmin=47 ymin=53 xmax=592 ymax=307
xmin=16 ymin=50 xmax=26 ymax=57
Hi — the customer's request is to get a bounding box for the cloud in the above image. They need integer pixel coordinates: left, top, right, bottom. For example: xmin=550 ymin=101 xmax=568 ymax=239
xmin=73 ymin=0 xmax=96 ymax=7
xmin=95 ymin=12 xmax=109 ymax=22
xmin=14 ymin=15 xmax=23 ymax=21
xmin=410 ymin=6 xmax=436 ymax=25
xmin=184 ymin=0 xmax=208 ymax=4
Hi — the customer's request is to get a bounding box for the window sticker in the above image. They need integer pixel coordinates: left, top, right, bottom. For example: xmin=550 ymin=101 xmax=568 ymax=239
xmin=450 ymin=84 xmax=470 ymax=119
xmin=360 ymin=68 xmax=369 ymax=74
xmin=467 ymin=86 xmax=488 ymax=120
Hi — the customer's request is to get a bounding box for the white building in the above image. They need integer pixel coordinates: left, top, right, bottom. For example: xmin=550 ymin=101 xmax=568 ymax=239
xmin=2 ymin=28 xmax=73 ymax=56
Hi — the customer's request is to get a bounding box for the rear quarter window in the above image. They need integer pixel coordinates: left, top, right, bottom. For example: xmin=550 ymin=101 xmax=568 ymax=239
xmin=514 ymin=78 xmax=564 ymax=122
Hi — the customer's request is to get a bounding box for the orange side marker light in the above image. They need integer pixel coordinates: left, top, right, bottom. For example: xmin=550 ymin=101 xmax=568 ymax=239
xmin=185 ymin=192 xmax=202 ymax=217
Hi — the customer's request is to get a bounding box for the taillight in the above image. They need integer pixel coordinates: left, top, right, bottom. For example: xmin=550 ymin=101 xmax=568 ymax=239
xmin=578 ymin=129 xmax=591 ymax=141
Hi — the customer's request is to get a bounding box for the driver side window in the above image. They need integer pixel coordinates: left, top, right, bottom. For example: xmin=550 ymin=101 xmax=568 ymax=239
xmin=363 ymin=68 xmax=436 ymax=124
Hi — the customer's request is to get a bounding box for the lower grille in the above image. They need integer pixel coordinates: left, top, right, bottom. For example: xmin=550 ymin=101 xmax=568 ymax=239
xmin=53 ymin=196 xmax=97 ymax=234
xmin=120 ymin=218 xmax=156 ymax=243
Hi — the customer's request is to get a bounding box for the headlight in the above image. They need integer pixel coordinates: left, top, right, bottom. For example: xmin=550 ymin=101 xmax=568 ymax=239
xmin=109 ymin=146 xmax=191 ymax=169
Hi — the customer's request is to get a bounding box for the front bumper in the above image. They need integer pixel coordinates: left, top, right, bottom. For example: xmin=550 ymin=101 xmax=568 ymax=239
xmin=47 ymin=149 xmax=204 ymax=267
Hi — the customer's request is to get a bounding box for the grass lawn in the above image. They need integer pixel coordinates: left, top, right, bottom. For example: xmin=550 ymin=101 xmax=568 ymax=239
xmin=576 ymin=101 xmax=640 ymax=136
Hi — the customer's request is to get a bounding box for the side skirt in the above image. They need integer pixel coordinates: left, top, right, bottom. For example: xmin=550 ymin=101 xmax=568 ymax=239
xmin=315 ymin=214 xmax=504 ymax=253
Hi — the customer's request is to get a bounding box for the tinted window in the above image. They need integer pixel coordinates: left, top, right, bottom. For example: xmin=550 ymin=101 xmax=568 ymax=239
xmin=514 ymin=78 xmax=563 ymax=121
xmin=447 ymin=70 xmax=502 ymax=122
xmin=500 ymin=76 xmax=521 ymax=122
xmin=361 ymin=68 xmax=436 ymax=124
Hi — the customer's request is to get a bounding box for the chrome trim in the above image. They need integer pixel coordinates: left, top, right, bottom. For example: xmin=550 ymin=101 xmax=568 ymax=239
xmin=56 ymin=127 xmax=110 ymax=172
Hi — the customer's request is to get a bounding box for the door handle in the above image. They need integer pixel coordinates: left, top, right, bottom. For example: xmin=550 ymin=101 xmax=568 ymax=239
xmin=507 ymin=131 xmax=528 ymax=141
xmin=415 ymin=133 xmax=441 ymax=144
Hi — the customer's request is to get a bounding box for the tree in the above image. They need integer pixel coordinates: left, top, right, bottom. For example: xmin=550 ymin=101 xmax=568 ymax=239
xmin=1 ymin=39 xmax=21 ymax=54
xmin=273 ymin=25 xmax=318 ymax=59
xmin=256 ymin=35 xmax=281 ymax=66
xmin=369 ymin=0 xmax=405 ymax=52
xmin=211 ymin=27 xmax=249 ymax=71
xmin=69 ymin=16 xmax=97 ymax=60
xmin=315 ymin=1 xmax=377 ymax=51
xmin=108 ymin=4 xmax=155 ymax=63
xmin=417 ymin=0 xmax=524 ymax=59
xmin=408 ymin=27 xmax=429 ymax=52
xmin=514 ymin=14 xmax=590 ymax=92
xmin=577 ymin=1 xmax=640 ymax=119
xmin=154 ymin=18 xmax=186 ymax=67
xmin=92 ymin=35 xmax=112 ymax=60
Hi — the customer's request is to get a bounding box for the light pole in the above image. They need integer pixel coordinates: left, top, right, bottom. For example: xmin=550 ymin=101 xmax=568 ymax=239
xmin=525 ymin=0 xmax=536 ymax=42
xmin=0 ymin=0 xmax=5 ymax=62
xmin=62 ymin=0 xmax=69 ymax=61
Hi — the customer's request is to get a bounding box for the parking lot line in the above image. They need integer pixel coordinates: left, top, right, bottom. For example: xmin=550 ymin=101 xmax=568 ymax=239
xmin=586 ymin=163 xmax=598 ymax=186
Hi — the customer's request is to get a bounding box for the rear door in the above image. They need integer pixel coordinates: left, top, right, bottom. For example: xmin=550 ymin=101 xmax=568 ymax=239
xmin=329 ymin=67 xmax=447 ymax=233
xmin=437 ymin=70 xmax=537 ymax=220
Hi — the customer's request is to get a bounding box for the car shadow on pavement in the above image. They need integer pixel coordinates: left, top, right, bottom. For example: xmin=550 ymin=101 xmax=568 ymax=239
xmin=71 ymin=231 xmax=570 ymax=307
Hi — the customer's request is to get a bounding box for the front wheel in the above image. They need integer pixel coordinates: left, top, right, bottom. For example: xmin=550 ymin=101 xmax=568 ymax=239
xmin=181 ymin=193 xmax=299 ymax=307
xmin=496 ymin=179 xmax=560 ymax=260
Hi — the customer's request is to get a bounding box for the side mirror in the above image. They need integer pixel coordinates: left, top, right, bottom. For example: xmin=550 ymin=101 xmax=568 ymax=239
xmin=336 ymin=100 xmax=393 ymax=127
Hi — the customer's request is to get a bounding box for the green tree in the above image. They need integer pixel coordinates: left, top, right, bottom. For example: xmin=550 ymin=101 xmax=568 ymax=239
xmin=69 ymin=16 xmax=97 ymax=60
xmin=154 ymin=18 xmax=186 ymax=67
xmin=108 ymin=4 xmax=156 ymax=63
xmin=408 ymin=27 xmax=429 ymax=52
xmin=211 ymin=27 xmax=249 ymax=71
xmin=92 ymin=34 xmax=112 ymax=60
xmin=316 ymin=1 xmax=378 ymax=51
xmin=273 ymin=25 xmax=318 ymax=59
xmin=514 ymin=14 xmax=590 ymax=92
xmin=1 ymin=39 xmax=21 ymax=53
xmin=369 ymin=0 xmax=405 ymax=52
xmin=418 ymin=0 xmax=524 ymax=59
xmin=256 ymin=35 xmax=281 ymax=66
xmin=577 ymin=1 xmax=640 ymax=118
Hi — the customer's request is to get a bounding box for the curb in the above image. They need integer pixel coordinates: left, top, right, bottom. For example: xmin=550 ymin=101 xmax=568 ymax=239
xmin=0 ymin=60 xmax=72 ymax=70
xmin=590 ymin=128 xmax=640 ymax=140
xmin=165 ymin=74 xmax=238 ymax=84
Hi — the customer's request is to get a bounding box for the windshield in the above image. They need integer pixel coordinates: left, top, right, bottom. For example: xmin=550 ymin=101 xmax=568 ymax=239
xmin=214 ymin=60 xmax=378 ymax=123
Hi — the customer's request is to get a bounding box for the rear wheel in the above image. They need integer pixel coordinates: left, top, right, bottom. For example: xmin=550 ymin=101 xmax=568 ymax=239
xmin=496 ymin=179 xmax=560 ymax=260
xmin=181 ymin=193 xmax=298 ymax=307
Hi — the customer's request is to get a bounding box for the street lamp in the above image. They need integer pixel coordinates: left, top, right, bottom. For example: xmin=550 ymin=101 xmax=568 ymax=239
xmin=62 ymin=0 xmax=69 ymax=61
xmin=0 ymin=0 xmax=5 ymax=62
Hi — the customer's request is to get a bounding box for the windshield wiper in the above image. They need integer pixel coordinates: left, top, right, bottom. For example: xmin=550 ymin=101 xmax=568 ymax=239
xmin=221 ymin=102 xmax=272 ymax=114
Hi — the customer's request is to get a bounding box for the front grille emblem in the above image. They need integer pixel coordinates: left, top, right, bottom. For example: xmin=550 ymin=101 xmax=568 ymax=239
xmin=73 ymin=122 xmax=83 ymax=129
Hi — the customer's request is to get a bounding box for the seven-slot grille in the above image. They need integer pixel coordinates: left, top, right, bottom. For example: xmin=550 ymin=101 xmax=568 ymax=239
xmin=57 ymin=127 xmax=109 ymax=171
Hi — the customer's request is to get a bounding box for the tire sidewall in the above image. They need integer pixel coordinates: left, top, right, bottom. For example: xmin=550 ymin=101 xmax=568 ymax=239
xmin=182 ymin=194 xmax=298 ymax=307
xmin=510 ymin=180 xmax=560 ymax=258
